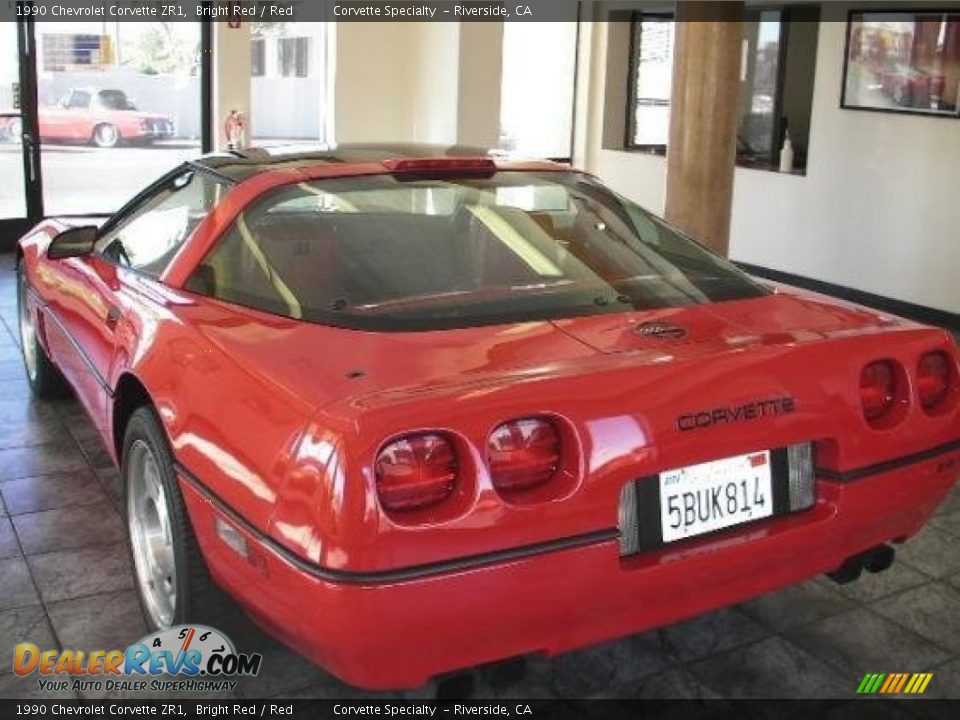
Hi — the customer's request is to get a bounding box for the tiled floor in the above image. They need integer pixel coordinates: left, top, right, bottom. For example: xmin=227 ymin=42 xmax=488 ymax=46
xmin=0 ymin=251 xmax=959 ymax=700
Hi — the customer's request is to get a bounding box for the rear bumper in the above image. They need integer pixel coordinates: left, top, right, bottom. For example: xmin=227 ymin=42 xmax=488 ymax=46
xmin=179 ymin=453 xmax=958 ymax=690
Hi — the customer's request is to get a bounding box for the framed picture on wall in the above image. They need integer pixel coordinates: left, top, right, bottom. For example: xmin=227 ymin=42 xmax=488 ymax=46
xmin=841 ymin=10 xmax=960 ymax=117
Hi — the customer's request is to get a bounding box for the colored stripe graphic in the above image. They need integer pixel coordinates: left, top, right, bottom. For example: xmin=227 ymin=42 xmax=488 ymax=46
xmin=858 ymin=672 xmax=933 ymax=694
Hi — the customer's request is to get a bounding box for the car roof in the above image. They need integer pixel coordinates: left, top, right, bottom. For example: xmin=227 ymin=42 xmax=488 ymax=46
xmin=192 ymin=143 xmax=532 ymax=182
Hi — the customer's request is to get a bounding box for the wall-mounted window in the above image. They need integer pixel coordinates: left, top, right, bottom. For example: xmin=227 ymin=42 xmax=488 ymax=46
xmin=251 ymin=24 xmax=330 ymax=147
xmin=278 ymin=37 xmax=310 ymax=78
xmin=627 ymin=15 xmax=674 ymax=150
xmin=251 ymin=38 xmax=265 ymax=78
xmin=626 ymin=6 xmax=820 ymax=173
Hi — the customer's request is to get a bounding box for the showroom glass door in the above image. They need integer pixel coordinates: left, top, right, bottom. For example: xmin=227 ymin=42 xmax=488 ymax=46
xmin=0 ymin=18 xmax=42 ymax=250
xmin=34 ymin=21 xmax=210 ymax=216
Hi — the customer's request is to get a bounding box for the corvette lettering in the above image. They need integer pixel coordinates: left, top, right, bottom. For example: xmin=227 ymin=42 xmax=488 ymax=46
xmin=676 ymin=397 xmax=796 ymax=431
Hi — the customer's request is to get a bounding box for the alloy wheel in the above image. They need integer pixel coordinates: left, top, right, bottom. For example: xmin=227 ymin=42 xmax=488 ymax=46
xmin=127 ymin=440 xmax=177 ymax=628
xmin=17 ymin=272 xmax=38 ymax=383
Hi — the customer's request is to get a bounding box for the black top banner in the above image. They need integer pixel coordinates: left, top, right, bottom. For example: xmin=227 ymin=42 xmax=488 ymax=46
xmin=1 ymin=0 xmax=585 ymax=23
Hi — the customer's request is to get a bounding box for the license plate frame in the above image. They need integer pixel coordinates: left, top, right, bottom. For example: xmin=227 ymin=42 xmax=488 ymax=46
xmin=659 ymin=451 xmax=774 ymax=544
xmin=627 ymin=447 xmax=794 ymax=552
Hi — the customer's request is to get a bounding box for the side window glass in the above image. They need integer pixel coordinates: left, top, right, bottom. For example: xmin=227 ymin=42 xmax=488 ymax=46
xmin=69 ymin=91 xmax=90 ymax=109
xmin=95 ymin=171 xmax=227 ymax=278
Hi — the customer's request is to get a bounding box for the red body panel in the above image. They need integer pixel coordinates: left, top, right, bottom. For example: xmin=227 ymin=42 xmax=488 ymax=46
xmin=16 ymin=151 xmax=960 ymax=689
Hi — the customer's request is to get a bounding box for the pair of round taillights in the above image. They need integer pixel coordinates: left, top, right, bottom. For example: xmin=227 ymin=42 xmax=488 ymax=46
xmin=860 ymin=350 xmax=957 ymax=426
xmin=374 ymin=417 xmax=561 ymax=513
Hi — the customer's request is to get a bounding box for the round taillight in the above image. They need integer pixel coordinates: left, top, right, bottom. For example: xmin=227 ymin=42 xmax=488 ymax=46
xmin=375 ymin=433 xmax=457 ymax=512
xmin=917 ymin=351 xmax=953 ymax=410
xmin=487 ymin=418 xmax=561 ymax=495
xmin=860 ymin=360 xmax=897 ymax=422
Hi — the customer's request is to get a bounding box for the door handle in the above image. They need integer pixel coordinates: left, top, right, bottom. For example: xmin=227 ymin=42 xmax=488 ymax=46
xmin=105 ymin=306 xmax=121 ymax=330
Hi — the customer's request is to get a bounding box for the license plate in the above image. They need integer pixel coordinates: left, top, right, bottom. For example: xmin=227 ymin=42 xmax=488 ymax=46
xmin=659 ymin=451 xmax=773 ymax=543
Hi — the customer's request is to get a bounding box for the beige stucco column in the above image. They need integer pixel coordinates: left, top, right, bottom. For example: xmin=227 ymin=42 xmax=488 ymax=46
xmin=664 ymin=2 xmax=744 ymax=256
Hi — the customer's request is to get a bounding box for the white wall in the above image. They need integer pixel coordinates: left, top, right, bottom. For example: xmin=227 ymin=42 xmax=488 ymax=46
xmin=333 ymin=22 xmax=502 ymax=147
xmin=576 ymin=12 xmax=960 ymax=315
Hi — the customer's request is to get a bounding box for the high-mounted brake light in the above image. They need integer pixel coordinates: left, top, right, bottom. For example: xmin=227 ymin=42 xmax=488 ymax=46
xmin=381 ymin=157 xmax=497 ymax=174
xmin=917 ymin=351 xmax=954 ymax=411
xmin=860 ymin=360 xmax=898 ymax=422
xmin=375 ymin=433 xmax=458 ymax=512
xmin=488 ymin=418 xmax=561 ymax=495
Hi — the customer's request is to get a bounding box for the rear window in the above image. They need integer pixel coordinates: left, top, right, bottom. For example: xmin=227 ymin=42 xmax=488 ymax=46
xmin=185 ymin=171 xmax=767 ymax=331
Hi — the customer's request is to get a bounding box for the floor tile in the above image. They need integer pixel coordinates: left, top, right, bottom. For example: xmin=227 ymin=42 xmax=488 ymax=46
xmin=470 ymin=659 xmax=558 ymax=700
xmin=828 ymin=557 xmax=931 ymax=603
xmin=47 ymin=590 xmax=146 ymax=651
xmin=0 ymin=605 xmax=59 ymax=675
xmin=28 ymin=544 xmax=133 ymax=603
xmin=232 ymin=639 xmax=330 ymax=699
xmin=660 ymin=607 xmax=769 ymax=663
xmin=285 ymin=680 xmax=397 ymax=700
xmin=0 ymin=359 xmax=25 ymax=382
xmin=1 ymin=470 xmax=109 ymax=515
xmin=895 ymin=526 xmax=960 ymax=578
xmin=925 ymin=657 xmax=960 ymax=700
xmin=936 ymin=485 xmax=960 ymax=516
xmin=740 ymin=579 xmax=856 ymax=632
xmin=930 ymin=510 xmax=960 ymax=538
xmin=0 ymin=672 xmax=77 ymax=699
xmin=871 ymin=582 xmax=960 ymax=654
xmin=783 ymin=607 xmax=951 ymax=674
xmin=0 ymin=398 xmax=61 ymax=427
xmin=0 ymin=416 xmax=68 ymax=450
xmin=0 ymin=556 xmax=41 ymax=611
xmin=12 ymin=502 xmax=125 ymax=556
xmin=0 ymin=516 xmax=19 ymax=559
xmin=598 ymin=666 xmax=724 ymax=700
xmin=688 ymin=636 xmax=848 ymax=699
xmin=0 ymin=441 xmax=89 ymax=481
xmin=541 ymin=631 xmax=672 ymax=697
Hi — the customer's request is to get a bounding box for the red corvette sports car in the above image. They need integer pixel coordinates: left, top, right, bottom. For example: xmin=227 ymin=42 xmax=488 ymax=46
xmin=16 ymin=145 xmax=960 ymax=689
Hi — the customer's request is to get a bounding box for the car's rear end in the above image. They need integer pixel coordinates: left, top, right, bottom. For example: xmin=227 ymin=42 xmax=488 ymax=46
xmin=174 ymin=155 xmax=960 ymax=689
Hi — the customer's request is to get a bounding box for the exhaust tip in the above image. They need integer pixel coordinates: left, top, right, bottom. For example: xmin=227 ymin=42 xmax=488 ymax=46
xmin=827 ymin=544 xmax=895 ymax=585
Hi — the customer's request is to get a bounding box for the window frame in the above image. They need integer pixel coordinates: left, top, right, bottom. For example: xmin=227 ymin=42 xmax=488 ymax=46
xmin=625 ymin=11 xmax=675 ymax=154
xmin=624 ymin=8 xmax=796 ymax=169
xmin=277 ymin=36 xmax=310 ymax=78
xmin=250 ymin=37 xmax=266 ymax=78
xmin=92 ymin=163 xmax=233 ymax=280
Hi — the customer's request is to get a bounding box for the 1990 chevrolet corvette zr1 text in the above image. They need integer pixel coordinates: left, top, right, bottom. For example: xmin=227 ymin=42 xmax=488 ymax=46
xmin=16 ymin=145 xmax=960 ymax=689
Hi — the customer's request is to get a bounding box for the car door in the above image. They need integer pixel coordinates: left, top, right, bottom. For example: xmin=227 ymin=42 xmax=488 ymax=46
xmin=40 ymin=90 xmax=89 ymax=140
xmin=42 ymin=166 xmax=227 ymax=442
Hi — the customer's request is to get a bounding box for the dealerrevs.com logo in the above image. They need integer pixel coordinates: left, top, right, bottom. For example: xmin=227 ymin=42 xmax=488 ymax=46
xmin=13 ymin=625 xmax=262 ymax=694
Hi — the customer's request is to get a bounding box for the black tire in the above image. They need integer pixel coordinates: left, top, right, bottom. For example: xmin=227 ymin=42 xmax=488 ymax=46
xmin=92 ymin=123 xmax=120 ymax=148
xmin=16 ymin=266 xmax=71 ymax=399
xmin=123 ymin=406 xmax=232 ymax=630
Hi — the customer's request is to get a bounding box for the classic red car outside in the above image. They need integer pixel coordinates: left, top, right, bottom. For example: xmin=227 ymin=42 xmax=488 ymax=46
xmin=37 ymin=88 xmax=174 ymax=147
xmin=15 ymin=145 xmax=960 ymax=690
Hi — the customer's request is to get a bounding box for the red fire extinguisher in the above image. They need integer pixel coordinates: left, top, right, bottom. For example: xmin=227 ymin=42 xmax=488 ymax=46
xmin=224 ymin=110 xmax=246 ymax=150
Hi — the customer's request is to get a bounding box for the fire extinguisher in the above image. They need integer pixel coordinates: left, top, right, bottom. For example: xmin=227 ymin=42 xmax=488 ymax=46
xmin=224 ymin=110 xmax=247 ymax=150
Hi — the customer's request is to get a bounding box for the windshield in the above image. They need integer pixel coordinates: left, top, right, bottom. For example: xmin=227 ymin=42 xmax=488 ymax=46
xmin=187 ymin=171 xmax=768 ymax=330
xmin=98 ymin=90 xmax=136 ymax=110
